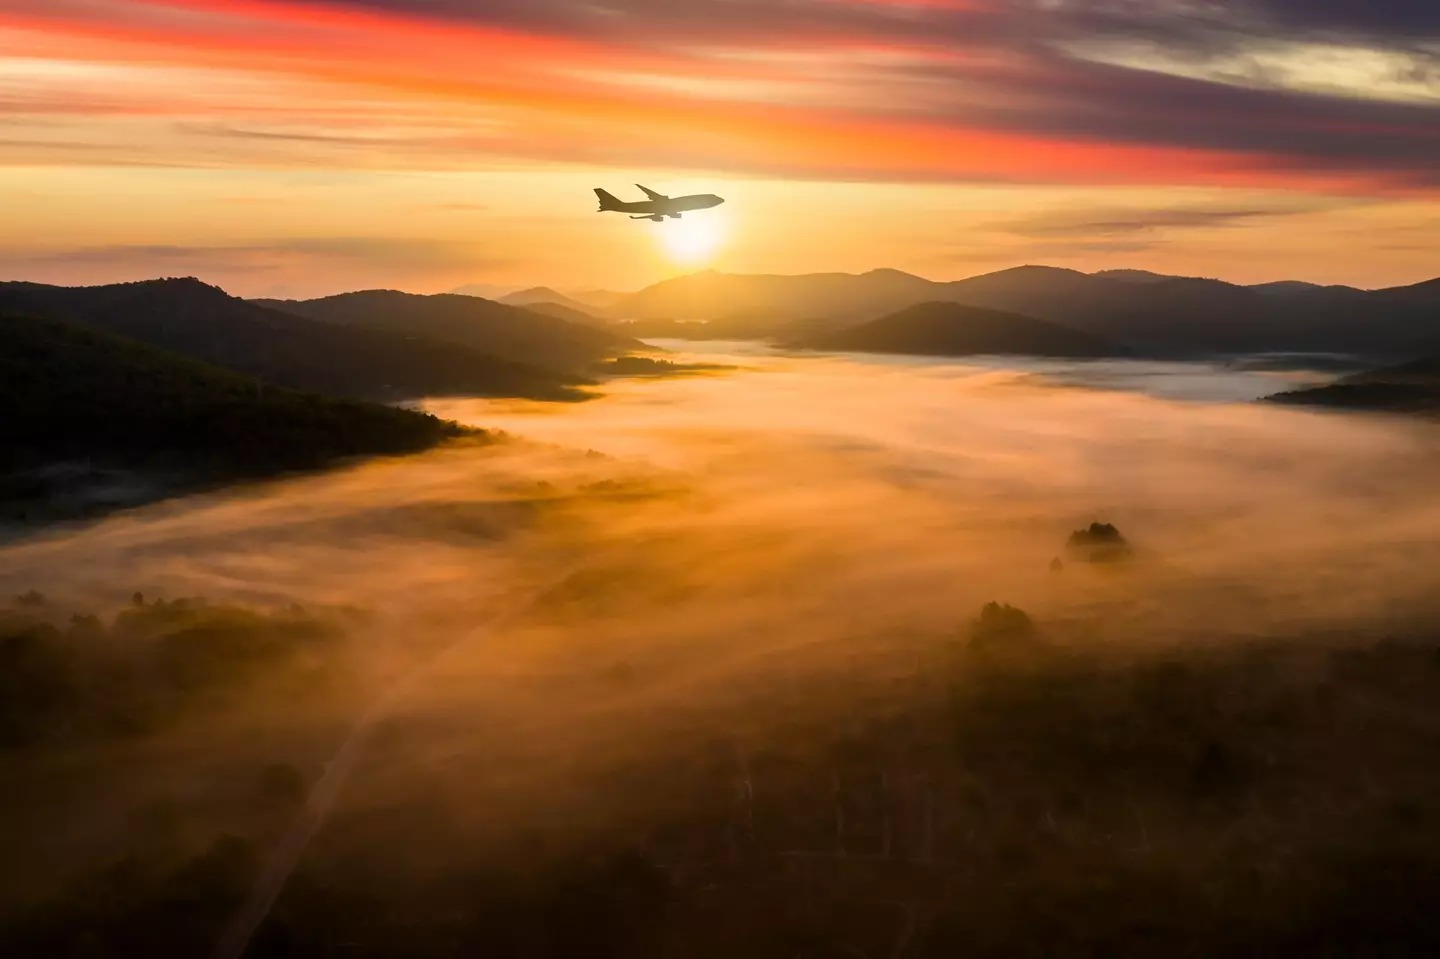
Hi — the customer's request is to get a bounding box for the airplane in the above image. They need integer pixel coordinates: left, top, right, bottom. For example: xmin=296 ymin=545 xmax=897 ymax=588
xmin=594 ymin=184 xmax=724 ymax=221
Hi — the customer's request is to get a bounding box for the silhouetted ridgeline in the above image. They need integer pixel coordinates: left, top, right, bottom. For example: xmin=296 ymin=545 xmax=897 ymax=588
xmin=605 ymin=266 xmax=1440 ymax=357
xmin=496 ymin=286 xmax=603 ymax=316
xmin=0 ymin=311 xmax=472 ymax=522
xmin=496 ymin=285 xmax=579 ymax=306
xmin=615 ymin=267 xmax=934 ymax=328
xmin=0 ymin=279 xmax=584 ymax=402
xmin=253 ymin=289 xmax=641 ymax=373
xmin=801 ymin=301 xmax=1123 ymax=359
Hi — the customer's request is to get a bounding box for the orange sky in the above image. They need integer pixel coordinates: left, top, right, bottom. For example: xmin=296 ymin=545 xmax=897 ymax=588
xmin=2 ymin=0 xmax=1438 ymax=296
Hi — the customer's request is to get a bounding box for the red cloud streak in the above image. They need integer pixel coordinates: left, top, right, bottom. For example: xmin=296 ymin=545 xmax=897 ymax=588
xmin=0 ymin=0 xmax=1434 ymax=191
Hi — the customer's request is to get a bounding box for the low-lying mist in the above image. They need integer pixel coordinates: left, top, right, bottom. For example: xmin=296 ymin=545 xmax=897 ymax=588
xmin=5 ymin=348 xmax=1440 ymax=957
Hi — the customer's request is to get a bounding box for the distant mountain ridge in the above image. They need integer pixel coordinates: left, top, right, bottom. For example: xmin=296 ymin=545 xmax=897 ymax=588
xmin=802 ymin=301 xmax=1121 ymax=359
xmin=1248 ymin=281 xmax=1357 ymax=298
xmin=1094 ymin=269 xmax=1196 ymax=284
xmin=0 ymin=278 xmax=583 ymax=402
xmin=607 ymin=266 xmax=1440 ymax=358
xmin=496 ymin=286 xmax=596 ymax=312
xmin=614 ymin=268 xmax=936 ymax=327
xmin=447 ymin=282 xmax=512 ymax=300
xmin=453 ymin=284 xmax=624 ymax=312
xmin=567 ymin=288 xmax=626 ymax=311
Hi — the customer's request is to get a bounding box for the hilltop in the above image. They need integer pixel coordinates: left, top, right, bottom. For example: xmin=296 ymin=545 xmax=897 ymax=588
xmin=496 ymin=286 xmax=599 ymax=315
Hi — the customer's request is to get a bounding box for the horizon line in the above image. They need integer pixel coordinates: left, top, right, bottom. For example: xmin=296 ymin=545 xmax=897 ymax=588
xmin=10 ymin=262 xmax=1437 ymax=302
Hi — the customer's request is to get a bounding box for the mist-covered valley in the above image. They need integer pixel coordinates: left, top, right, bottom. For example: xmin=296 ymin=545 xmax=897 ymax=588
xmin=5 ymin=346 xmax=1440 ymax=957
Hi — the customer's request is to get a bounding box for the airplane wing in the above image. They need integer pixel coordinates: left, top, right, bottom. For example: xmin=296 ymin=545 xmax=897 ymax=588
xmin=635 ymin=184 xmax=669 ymax=201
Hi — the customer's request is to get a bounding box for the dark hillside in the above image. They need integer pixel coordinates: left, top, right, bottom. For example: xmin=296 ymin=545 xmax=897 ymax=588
xmin=0 ymin=312 xmax=470 ymax=521
xmin=1264 ymin=353 xmax=1440 ymax=414
xmin=256 ymin=290 xmax=640 ymax=372
xmin=0 ymin=279 xmax=580 ymax=402
xmin=611 ymin=268 xmax=936 ymax=323
xmin=804 ymin=301 xmax=1122 ymax=358
xmin=520 ymin=300 xmax=611 ymax=328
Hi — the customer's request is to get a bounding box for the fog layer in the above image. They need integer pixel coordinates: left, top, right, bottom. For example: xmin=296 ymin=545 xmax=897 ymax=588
xmin=4 ymin=348 xmax=1440 ymax=954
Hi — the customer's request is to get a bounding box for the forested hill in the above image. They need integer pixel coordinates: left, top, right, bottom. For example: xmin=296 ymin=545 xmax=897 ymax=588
xmin=0 ymin=279 xmax=584 ymax=402
xmin=1265 ymin=354 xmax=1440 ymax=414
xmin=253 ymin=290 xmax=642 ymax=372
xmin=1 ymin=312 xmax=471 ymax=520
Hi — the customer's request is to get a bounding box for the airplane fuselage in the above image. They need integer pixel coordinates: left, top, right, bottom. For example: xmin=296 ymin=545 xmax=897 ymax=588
xmin=594 ymin=186 xmax=724 ymax=221
xmin=610 ymin=195 xmax=722 ymax=216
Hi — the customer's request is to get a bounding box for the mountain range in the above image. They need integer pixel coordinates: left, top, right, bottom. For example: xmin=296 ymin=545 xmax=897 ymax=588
xmin=7 ymin=263 xmax=1440 ymax=528
xmin=587 ymin=266 xmax=1440 ymax=358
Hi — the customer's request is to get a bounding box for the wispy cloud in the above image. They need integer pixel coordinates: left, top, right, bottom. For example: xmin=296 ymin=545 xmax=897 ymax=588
xmin=0 ymin=0 xmax=1436 ymax=187
xmin=993 ymin=203 xmax=1324 ymax=239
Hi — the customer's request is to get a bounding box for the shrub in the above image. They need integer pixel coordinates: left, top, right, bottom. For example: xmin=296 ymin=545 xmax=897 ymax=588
xmin=968 ymin=602 xmax=1037 ymax=650
xmin=1065 ymin=522 xmax=1133 ymax=562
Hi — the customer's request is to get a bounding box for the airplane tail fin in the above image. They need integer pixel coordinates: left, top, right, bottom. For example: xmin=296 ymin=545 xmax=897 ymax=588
xmin=593 ymin=188 xmax=623 ymax=211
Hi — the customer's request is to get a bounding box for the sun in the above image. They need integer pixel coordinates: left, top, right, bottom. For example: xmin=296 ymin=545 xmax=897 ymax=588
xmin=656 ymin=213 xmax=728 ymax=266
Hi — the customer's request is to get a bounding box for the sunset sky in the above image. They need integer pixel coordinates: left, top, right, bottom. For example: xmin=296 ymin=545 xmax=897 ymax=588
xmin=2 ymin=0 xmax=1437 ymax=298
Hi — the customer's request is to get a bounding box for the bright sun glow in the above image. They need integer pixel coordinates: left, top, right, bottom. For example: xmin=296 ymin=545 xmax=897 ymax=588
xmin=656 ymin=213 xmax=728 ymax=265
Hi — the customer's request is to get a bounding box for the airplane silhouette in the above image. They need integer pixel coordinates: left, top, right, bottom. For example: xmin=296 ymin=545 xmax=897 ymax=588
xmin=594 ymin=184 xmax=724 ymax=221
